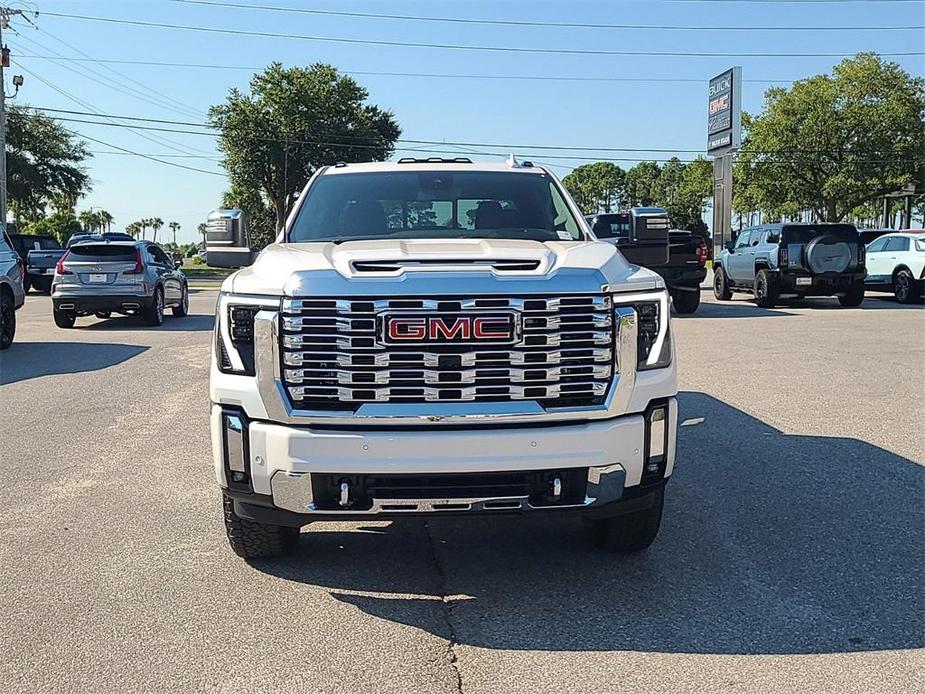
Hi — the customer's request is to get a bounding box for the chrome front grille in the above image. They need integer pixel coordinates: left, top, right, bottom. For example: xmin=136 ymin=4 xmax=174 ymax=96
xmin=279 ymin=295 xmax=616 ymax=410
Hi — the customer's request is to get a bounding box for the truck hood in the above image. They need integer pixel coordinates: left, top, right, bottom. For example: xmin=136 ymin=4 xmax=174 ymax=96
xmin=226 ymin=238 xmax=664 ymax=297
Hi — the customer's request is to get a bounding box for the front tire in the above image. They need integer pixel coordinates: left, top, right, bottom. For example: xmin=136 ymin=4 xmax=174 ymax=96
xmin=754 ymin=269 xmax=779 ymax=308
xmin=671 ymin=288 xmax=700 ymax=314
xmin=893 ymin=269 xmax=921 ymax=304
xmin=53 ymin=308 xmax=76 ymax=329
xmin=838 ymin=279 xmax=865 ymax=307
xmin=145 ymin=288 xmax=165 ymax=326
xmin=713 ymin=266 xmax=732 ymax=300
xmin=584 ymin=486 xmax=664 ymax=552
xmin=222 ymin=495 xmax=299 ymax=560
xmin=0 ymin=291 xmax=15 ymax=350
xmin=172 ymin=284 xmax=189 ymax=317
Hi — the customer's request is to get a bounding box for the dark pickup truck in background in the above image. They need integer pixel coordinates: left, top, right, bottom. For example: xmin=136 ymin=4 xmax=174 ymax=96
xmin=8 ymin=233 xmax=65 ymax=294
xmin=587 ymin=210 xmax=708 ymax=313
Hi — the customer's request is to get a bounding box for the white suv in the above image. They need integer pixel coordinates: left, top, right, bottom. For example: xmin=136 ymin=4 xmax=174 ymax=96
xmin=207 ymin=159 xmax=678 ymax=560
xmin=865 ymin=232 xmax=925 ymax=303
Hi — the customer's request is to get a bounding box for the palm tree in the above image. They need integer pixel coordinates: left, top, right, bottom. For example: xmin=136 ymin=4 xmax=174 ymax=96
xmin=125 ymin=222 xmax=139 ymax=239
xmin=98 ymin=210 xmax=114 ymax=232
xmin=150 ymin=217 xmax=164 ymax=243
xmin=137 ymin=219 xmax=148 ymax=240
xmin=77 ymin=210 xmax=95 ymax=232
xmin=169 ymin=221 xmax=180 ymax=246
xmin=198 ymin=222 xmax=207 ymax=250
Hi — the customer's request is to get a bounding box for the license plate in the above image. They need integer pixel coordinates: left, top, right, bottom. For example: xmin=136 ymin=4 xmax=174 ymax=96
xmin=88 ymin=273 xmax=108 ymax=283
xmin=796 ymin=277 xmax=813 ymax=286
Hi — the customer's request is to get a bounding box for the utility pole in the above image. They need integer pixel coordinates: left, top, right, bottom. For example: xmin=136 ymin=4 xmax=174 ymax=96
xmin=0 ymin=6 xmax=24 ymax=227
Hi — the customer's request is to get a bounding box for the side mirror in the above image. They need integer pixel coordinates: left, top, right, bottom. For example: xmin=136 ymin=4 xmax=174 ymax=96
xmin=205 ymin=208 xmax=256 ymax=268
xmin=724 ymin=240 xmax=735 ymax=253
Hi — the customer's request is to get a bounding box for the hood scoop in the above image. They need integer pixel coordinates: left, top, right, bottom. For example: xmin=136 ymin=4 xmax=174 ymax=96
xmin=351 ymin=258 xmax=541 ymax=274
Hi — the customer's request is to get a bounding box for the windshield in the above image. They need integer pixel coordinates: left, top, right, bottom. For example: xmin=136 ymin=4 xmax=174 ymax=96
xmin=289 ymin=170 xmax=585 ymax=243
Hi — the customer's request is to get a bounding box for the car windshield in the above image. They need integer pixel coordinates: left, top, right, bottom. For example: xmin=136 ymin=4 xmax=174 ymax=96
xmin=782 ymin=224 xmax=858 ymax=244
xmin=67 ymin=244 xmax=137 ymax=261
xmin=289 ymin=170 xmax=585 ymax=243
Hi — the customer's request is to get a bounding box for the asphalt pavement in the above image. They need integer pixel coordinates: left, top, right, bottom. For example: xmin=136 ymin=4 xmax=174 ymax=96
xmin=1 ymin=288 xmax=922 ymax=694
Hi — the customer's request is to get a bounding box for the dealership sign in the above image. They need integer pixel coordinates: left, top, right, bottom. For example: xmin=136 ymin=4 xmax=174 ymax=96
xmin=707 ymin=67 xmax=742 ymax=155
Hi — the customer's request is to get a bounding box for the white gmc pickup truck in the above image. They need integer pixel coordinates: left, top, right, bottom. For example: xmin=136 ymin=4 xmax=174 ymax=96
xmin=208 ymin=158 xmax=678 ymax=560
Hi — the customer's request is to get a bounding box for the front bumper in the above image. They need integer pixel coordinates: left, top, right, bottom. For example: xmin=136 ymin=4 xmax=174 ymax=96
xmin=211 ymin=397 xmax=678 ymax=520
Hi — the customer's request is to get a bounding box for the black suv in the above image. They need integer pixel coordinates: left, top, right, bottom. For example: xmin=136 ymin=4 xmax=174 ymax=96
xmin=714 ymin=223 xmax=866 ymax=308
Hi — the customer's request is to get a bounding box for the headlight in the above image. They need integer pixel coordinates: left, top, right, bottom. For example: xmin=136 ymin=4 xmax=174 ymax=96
xmin=612 ymin=290 xmax=672 ymax=370
xmin=216 ymin=293 xmax=279 ymax=375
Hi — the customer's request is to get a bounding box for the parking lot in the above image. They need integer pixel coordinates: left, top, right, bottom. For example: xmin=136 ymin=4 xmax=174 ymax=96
xmin=1 ymin=289 xmax=922 ymax=694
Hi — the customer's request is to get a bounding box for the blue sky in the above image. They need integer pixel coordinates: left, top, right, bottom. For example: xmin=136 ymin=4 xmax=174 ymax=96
xmin=8 ymin=0 xmax=925 ymax=244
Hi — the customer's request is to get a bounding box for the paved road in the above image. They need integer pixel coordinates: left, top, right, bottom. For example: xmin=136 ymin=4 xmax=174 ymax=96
xmin=1 ymin=289 xmax=922 ymax=694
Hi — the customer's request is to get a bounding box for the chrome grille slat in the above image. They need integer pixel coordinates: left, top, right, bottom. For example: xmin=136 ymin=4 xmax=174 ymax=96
xmin=280 ymin=295 xmax=615 ymax=407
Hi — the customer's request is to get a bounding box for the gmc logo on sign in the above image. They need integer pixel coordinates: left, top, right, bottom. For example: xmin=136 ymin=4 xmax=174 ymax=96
xmin=382 ymin=313 xmax=517 ymax=345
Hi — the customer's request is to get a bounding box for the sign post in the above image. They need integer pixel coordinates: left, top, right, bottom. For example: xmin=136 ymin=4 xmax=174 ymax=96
xmin=707 ymin=66 xmax=742 ymax=263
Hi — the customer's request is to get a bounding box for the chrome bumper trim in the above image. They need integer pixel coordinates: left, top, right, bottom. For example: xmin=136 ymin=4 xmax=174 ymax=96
xmin=269 ymin=464 xmax=625 ymax=515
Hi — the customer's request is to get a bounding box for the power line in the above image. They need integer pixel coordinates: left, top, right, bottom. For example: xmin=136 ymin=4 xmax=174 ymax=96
xmin=24 ymin=107 xmax=925 ymax=162
xmin=167 ymin=0 xmax=923 ymax=31
xmin=11 ymin=55 xmax=798 ymax=84
xmin=38 ymin=12 xmax=925 ymax=58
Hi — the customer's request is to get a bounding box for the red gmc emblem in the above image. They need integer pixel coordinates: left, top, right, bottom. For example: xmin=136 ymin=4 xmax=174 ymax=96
xmin=382 ymin=313 xmax=517 ymax=345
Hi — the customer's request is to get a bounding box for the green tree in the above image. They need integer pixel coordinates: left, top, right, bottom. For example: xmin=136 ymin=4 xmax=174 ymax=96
xmin=169 ymin=221 xmax=180 ymax=246
xmin=77 ymin=209 xmax=96 ymax=231
xmin=6 ymin=108 xmax=91 ymax=224
xmin=150 ymin=217 xmax=164 ymax=243
xmin=662 ymin=157 xmax=712 ymax=233
xmin=209 ymin=62 xmax=401 ymax=233
xmin=222 ymin=183 xmax=276 ymax=250
xmin=125 ymin=222 xmax=140 ymax=239
xmin=197 ymin=222 xmax=207 ymax=249
xmin=562 ymin=162 xmax=626 ymax=214
xmin=21 ymin=211 xmax=81 ymax=244
xmin=98 ymin=210 xmax=114 ymax=232
xmin=625 ymin=162 xmax=663 ymax=206
xmin=734 ymin=53 xmax=925 ymax=222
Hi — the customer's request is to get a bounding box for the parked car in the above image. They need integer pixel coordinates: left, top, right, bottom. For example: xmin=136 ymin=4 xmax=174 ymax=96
xmin=864 ymin=231 xmax=925 ymax=303
xmin=0 ymin=225 xmax=26 ymax=349
xmin=587 ymin=212 xmax=707 ymax=314
xmin=713 ymin=223 xmax=866 ymax=308
xmin=205 ymin=159 xmax=678 ymax=560
xmin=51 ymin=240 xmax=189 ymax=328
xmin=7 ymin=233 xmax=64 ymax=293
xmin=858 ymin=228 xmax=893 ymax=246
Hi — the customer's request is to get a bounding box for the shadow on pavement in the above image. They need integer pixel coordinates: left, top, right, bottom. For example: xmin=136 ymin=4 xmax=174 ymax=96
xmin=253 ymin=391 xmax=924 ymax=655
xmin=79 ymin=313 xmax=215 ymax=332
xmin=0 ymin=341 xmax=148 ymax=385
xmin=678 ymin=299 xmax=797 ymax=318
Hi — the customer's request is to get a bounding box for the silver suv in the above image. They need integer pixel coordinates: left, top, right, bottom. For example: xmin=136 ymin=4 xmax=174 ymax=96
xmin=0 ymin=225 xmax=26 ymax=350
xmin=52 ymin=240 xmax=189 ymax=328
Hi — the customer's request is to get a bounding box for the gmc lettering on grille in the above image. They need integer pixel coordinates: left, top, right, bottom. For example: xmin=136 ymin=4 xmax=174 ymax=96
xmin=382 ymin=314 xmax=517 ymax=344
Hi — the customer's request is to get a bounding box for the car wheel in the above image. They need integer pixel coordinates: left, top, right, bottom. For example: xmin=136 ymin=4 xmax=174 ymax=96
xmin=713 ymin=266 xmax=732 ymax=300
xmin=838 ymin=279 xmax=865 ymax=307
xmin=53 ymin=308 xmax=76 ymax=329
xmin=0 ymin=291 xmax=15 ymax=350
xmin=893 ymin=269 xmax=921 ymax=304
xmin=584 ymin=486 xmax=664 ymax=552
xmin=754 ymin=269 xmax=779 ymax=308
xmin=145 ymin=288 xmax=165 ymax=326
xmin=671 ymin=288 xmax=700 ymax=314
xmin=222 ymin=495 xmax=299 ymax=560
xmin=172 ymin=284 xmax=189 ymax=317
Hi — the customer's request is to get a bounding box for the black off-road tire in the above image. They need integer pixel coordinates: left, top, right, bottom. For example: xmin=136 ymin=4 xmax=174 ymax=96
xmin=172 ymin=284 xmax=189 ymax=317
xmin=53 ymin=308 xmax=76 ymax=329
xmin=0 ymin=291 xmax=15 ymax=350
xmin=754 ymin=269 xmax=779 ymax=308
xmin=893 ymin=269 xmax=921 ymax=304
xmin=145 ymin=287 xmax=165 ymax=326
xmin=671 ymin=288 xmax=700 ymax=314
xmin=838 ymin=279 xmax=865 ymax=307
xmin=22 ymin=276 xmax=31 ymax=293
xmin=222 ymin=495 xmax=299 ymax=560
xmin=584 ymin=486 xmax=664 ymax=552
xmin=713 ymin=266 xmax=733 ymax=301
xmin=39 ymin=277 xmax=53 ymax=295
